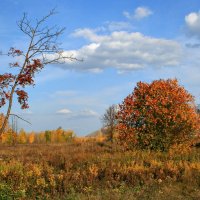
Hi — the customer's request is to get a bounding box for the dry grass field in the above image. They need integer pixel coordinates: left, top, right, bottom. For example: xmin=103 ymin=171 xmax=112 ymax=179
xmin=0 ymin=140 xmax=199 ymax=199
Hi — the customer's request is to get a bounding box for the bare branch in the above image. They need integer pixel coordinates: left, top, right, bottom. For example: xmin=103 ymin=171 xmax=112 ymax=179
xmin=17 ymin=13 xmax=33 ymax=38
xmin=30 ymin=27 xmax=65 ymax=50
xmin=36 ymin=8 xmax=57 ymax=27
xmin=41 ymin=53 xmax=82 ymax=65
xmin=9 ymin=113 xmax=31 ymax=125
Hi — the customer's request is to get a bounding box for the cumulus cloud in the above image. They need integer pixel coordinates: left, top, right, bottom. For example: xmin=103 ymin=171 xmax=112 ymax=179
xmin=72 ymin=28 xmax=108 ymax=42
xmin=185 ymin=11 xmax=200 ymax=38
xmin=59 ymin=29 xmax=182 ymax=72
xmin=123 ymin=6 xmax=153 ymax=20
xmin=57 ymin=109 xmax=72 ymax=114
xmin=78 ymin=109 xmax=99 ymax=117
xmin=56 ymin=108 xmax=99 ymax=118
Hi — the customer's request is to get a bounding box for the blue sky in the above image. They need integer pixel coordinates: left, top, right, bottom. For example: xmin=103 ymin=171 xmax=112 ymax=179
xmin=1 ymin=0 xmax=200 ymax=135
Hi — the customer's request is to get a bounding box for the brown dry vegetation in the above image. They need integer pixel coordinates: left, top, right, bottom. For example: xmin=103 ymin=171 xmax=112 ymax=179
xmin=0 ymin=140 xmax=199 ymax=199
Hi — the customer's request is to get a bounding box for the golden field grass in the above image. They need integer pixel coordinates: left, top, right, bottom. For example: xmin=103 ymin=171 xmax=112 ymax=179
xmin=0 ymin=140 xmax=199 ymax=199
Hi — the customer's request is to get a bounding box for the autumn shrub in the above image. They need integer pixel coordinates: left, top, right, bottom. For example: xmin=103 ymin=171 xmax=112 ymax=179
xmin=0 ymin=143 xmax=199 ymax=199
xmin=117 ymin=79 xmax=200 ymax=151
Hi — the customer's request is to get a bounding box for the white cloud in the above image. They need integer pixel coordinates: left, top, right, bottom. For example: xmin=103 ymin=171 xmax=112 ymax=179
xmin=185 ymin=11 xmax=200 ymax=38
xmin=56 ymin=108 xmax=99 ymax=118
xmin=57 ymin=109 xmax=72 ymax=114
xmin=78 ymin=109 xmax=99 ymax=117
xmin=104 ymin=21 xmax=133 ymax=31
xmin=72 ymin=28 xmax=108 ymax=42
xmin=123 ymin=6 xmax=153 ymax=20
xmin=60 ymin=29 xmax=182 ymax=72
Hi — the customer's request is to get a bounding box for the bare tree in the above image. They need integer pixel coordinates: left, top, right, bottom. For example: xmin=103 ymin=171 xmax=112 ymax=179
xmin=0 ymin=9 xmax=78 ymax=134
xmin=101 ymin=104 xmax=118 ymax=142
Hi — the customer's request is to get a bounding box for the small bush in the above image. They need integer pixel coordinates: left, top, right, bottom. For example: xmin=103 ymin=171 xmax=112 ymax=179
xmin=117 ymin=79 xmax=200 ymax=151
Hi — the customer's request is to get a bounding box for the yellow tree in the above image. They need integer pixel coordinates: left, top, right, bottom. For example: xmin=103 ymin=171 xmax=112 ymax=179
xmin=63 ymin=130 xmax=76 ymax=142
xmin=38 ymin=131 xmax=45 ymax=143
xmin=28 ymin=132 xmax=35 ymax=144
xmin=55 ymin=127 xmax=65 ymax=143
xmin=18 ymin=128 xmax=27 ymax=144
xmin=1 ymin=129 xmax=16 ymax=144
xmin=0 ymin=114 xmax=13 ymax=144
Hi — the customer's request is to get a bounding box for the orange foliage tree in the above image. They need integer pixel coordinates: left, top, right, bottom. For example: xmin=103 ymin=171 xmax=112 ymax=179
xmin=117 ymin=79 xmax=200 ymax=151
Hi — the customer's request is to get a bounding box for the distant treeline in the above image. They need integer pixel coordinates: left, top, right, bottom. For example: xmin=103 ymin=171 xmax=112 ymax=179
xmin=0 ymin=114 xmax=75 ymax=144
xmin=0 ymin=128 xmax=75 ymax=145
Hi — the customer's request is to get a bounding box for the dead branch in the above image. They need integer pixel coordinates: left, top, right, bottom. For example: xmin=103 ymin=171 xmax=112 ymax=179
xmin=9 ymin=113 xmax=31 ymax=125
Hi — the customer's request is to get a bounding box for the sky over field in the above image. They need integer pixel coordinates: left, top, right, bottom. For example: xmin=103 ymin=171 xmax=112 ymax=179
xmin=1 ymin=0 xmax=200 ymax=135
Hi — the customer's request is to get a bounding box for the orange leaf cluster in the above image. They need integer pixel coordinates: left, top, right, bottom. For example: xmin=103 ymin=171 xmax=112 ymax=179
xmin=17 ymin=59 xmax=43 ymax=87
xmin=8 ymin=47 xmax=23 ymax=56
xmin=0 ymin=48 xmax=43 ymax=109
xmin=15 ymin=89 xmax=29 ymax=109
xmin=0 ymin=73 xmax=15 ymax=107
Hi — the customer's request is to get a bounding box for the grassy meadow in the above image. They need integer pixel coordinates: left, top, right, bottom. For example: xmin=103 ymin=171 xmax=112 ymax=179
xmin=0 ymin=139 xmax=199 ymax=199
